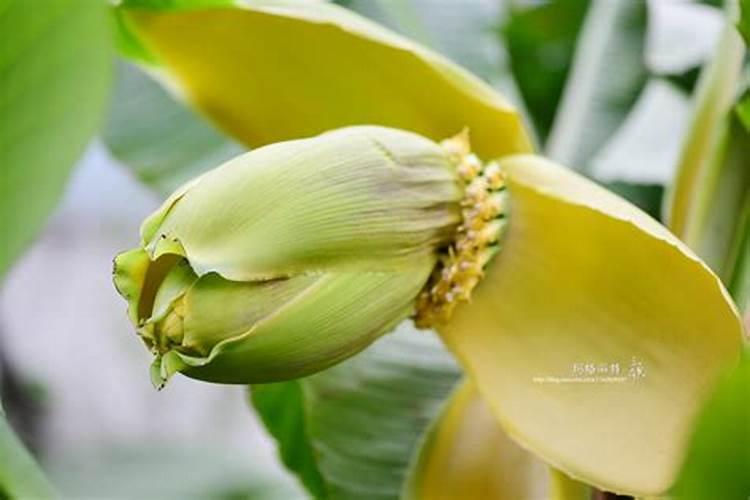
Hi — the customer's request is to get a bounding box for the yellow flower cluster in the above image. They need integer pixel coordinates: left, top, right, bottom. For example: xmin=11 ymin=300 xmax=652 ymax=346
xmin=414 ymin=132 xmax=508 ymax=328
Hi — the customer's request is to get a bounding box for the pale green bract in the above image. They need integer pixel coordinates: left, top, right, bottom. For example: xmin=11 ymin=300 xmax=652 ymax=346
xmin=113 ymin=126 xmax=462 ymax=386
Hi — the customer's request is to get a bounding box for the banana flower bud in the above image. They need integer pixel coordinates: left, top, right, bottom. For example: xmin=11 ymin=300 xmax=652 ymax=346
xmin=112 ymin=2 xmax=746 ymax=494
xmin=113 ymin=126 xmax=463 ymax=387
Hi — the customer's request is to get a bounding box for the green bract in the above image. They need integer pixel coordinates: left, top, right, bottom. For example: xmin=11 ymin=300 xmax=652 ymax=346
xmin=113 ymin=126 xmax=462 ymax=386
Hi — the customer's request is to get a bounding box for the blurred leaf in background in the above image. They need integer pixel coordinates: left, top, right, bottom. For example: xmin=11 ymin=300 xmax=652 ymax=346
xmin=728 ymin=202 xmax=750 ymax=313
xmin=730 ymin=2 xmax=750 ymax=313
xmin=695 ymin=118 xmax=750 ymax=289
xmin=104 ymin=63 xmax=244 ymax=195
xmin=251 ymin=380 xmax=326 ymax=499
xmin=738 ymin=88 xmax=750 ymax=130
xmin=665 ymin=8 xmax=748 ymax=280
xmin=646 ymin=0 xmax=723 ymax=77
xmin=605 ymin=182 xmax=665 ymax=220
xmin=545 ymin=0 xmax=723 ymax=182
xmin=501 ymin=0 xmax=681 ymax=220
xmin=544 ymin=0 xmax=648 ymax=173
xmin=671 ymin=348 xmax=750 ymax=499
xmin=503 ymin=0 xmax=590 ymax=143
xmin=740 ymin=0 xmax=750 ymax=43
xmin=589 ymin=78 xmax=685 ymax=219
xmin=0 ymin=348 xmax=47 ymax=456
xmin=1 ymin=0 xmax=113 ymax=495
xmin=542 ymin=0 xmax=727 ymax=223
xmin=0 ymin=0 xmax=113 ymax=279
xmin=0 ymin=408 xmax=54 ymax=499
xmin=341 ymin=0 xmax=507 ymax=85
xmin=251 ymin=325 xmax=460 ymax=500
xmin=589 ymin=79 xmax=689 ymax=186
xmin=47 ymin=444 xmax=307 ymax=500
xmin=659 ymin=11 xmax=750 ymax=493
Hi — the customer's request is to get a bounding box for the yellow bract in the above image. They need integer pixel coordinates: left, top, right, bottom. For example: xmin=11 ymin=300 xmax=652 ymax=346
xmin=119 ymin=0 xmax=532 ymax=158
xmin=404 ymin=380 xmax=590 ymax=500
xmin=437 ymin=155 xmax=744 ymax=495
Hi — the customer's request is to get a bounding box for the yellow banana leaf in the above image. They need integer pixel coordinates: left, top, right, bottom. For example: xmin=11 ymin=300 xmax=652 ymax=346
xmin=117 ymin=0 xmax=532 ymax=158
xmin=437 ymin=155 xmax=745 ymax=496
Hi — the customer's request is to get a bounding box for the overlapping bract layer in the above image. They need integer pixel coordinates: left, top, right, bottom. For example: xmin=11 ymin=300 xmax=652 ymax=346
xmin=113 ymin=126 xmax=462 ymax=385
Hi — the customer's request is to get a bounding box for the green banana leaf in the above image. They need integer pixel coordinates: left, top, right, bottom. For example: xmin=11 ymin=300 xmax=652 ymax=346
xmin=604 ymin=182 xmax=664 ymax=220
xmin=545 ymin=0 xmax=648 ymax=173
xmin=104 ymin=63 xmax=243 ymax=195
xmin=0 ymin=0 xmax=113 ymax=279
xmin=502 ymin=0 xmax=589 ymax=142
xmin=738 ymin=92 xmax=750 ymax=130
xmin=671 ymin=348 xmax=750 ymax=499
xmin=727 ymin=198 xmax=750 ymax=312
xmin=0 ymin=414 xmax=54 ymax=499
xmin=250 ymin=379 xmax=326 ymax=498
xmin=250 ymin=325 xmax=460 ymax=500
xmin=740 ymin=0 xmax=750 ymax=43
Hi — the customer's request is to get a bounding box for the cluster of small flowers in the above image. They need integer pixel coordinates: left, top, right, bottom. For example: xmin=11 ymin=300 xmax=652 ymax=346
xmin=414 ymin=131 xmax=508 ymax=328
